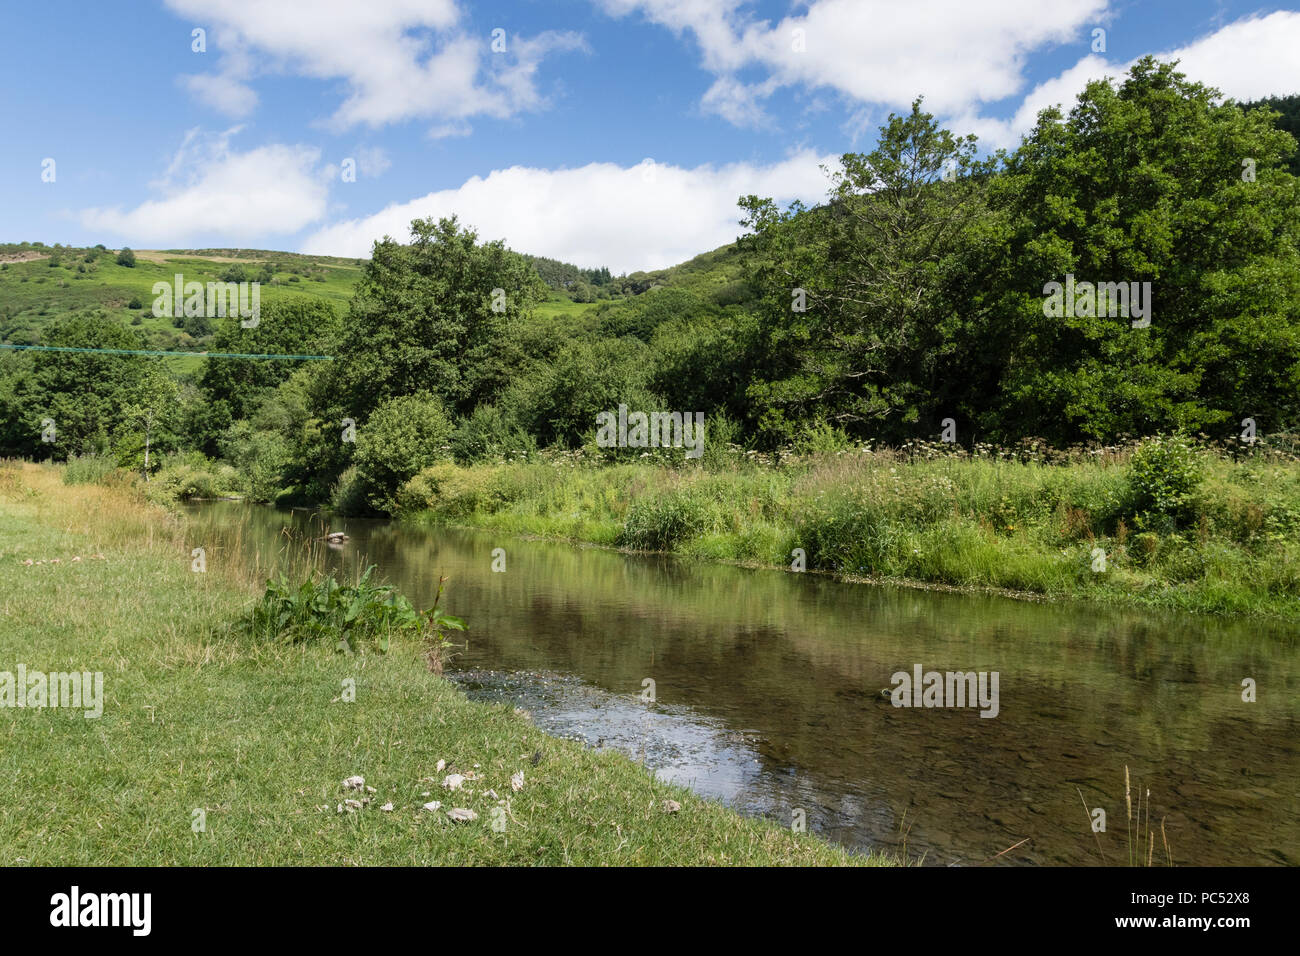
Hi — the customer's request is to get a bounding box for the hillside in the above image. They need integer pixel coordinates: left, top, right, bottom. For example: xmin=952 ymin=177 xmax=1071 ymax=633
xmin=0 ymin=239 xmax=746 ymax=354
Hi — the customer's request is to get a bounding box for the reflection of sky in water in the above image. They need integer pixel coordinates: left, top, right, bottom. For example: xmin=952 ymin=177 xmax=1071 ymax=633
xmin=453 ymin=670 xmax=909 ymax=860
xmin=454 ymin=670 xmax=773 ymax=811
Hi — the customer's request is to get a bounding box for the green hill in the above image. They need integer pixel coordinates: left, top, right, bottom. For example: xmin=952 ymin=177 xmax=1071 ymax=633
xmin=0 ymin=240 xmax=743 ymax=354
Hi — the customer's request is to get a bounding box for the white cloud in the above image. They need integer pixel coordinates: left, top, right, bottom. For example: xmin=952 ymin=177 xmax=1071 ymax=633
xmin=356 ymin=146 xmax=392 ymax=179
xmin=950 ymin=55 xmax=1118 ymax=150
xmin=1158 ymin=11 xmax=1300 ymax=102
xmin=180 ymin=71 xmax=258 ymax=118
xmin=301 ymin=152 xmax=837 ymax=273
xmin=950 ymin=11 xmax=1300 ymax=150
xmin=165 ymin=0 xmax=586 ymax=133
xmin=595 ymin=0 xmax=1109 ymax=124
xmin=80 ymin=129 xmax=328 ymax=244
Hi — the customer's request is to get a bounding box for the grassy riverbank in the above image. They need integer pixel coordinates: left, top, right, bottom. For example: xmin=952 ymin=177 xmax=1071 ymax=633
xmin=394 ymin=438 xmax=1300 ymax=621
xmin=0 ymin=461 xmax=878 ymax=865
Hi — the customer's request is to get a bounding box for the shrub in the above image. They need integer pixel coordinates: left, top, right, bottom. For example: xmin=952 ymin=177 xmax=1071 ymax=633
xmin=396 ymin=462 xmax=502 ymax=517
xmin=219 ymin=424 xmax=290 ymax=502
xmin=353 ymin=392 xmax=454 ymax=513
xmin=450 ymin=404 xmax=536 ymax=464
xmin=329 ymin=465 xmax=371 ymax=516
xmin=1128 ymin=434 xmax=1203 ymax=527
xmin=116 ymin=247 xmax=136 ymax=267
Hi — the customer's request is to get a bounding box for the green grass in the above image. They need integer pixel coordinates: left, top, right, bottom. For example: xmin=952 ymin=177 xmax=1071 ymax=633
xmin=0 ymin=248 xmax=360 ymax=367
xmin=0 ymin=462 xmax=880 ymax=865
xmin=396 ymin=441 xmax=1300 ymax=621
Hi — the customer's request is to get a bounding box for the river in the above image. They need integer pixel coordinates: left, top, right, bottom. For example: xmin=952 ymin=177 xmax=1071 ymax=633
xmin=184 ymin=501 xmax=1300 ymax=866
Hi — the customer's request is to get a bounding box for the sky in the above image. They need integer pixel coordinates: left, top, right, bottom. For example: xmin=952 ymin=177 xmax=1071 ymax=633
xmin=2 ymin=0 xmax=1298 ymax=274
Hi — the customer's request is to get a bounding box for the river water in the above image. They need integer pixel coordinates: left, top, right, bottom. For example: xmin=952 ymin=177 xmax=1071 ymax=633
xmin=185 ymin=501 xmax=1300 ymax=865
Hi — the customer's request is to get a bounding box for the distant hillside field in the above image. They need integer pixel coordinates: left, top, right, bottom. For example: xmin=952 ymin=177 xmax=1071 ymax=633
xmin=0 ymin=239 xmax=754 ymax=357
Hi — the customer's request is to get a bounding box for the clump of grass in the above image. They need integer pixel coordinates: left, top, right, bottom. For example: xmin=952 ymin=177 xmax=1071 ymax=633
xmin=62 ymin=453 xmax=120 ymax=487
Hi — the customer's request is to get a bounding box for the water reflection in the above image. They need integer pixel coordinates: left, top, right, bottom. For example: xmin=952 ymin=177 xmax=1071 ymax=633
xmin=186 ymin=502 xmax=1300 ymax=865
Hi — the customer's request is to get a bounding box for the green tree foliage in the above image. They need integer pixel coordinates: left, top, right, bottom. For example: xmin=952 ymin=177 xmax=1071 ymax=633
xmin=329 ymin=217 xmax=548 ymax=422
xmin=352 ymin=392 xmax=454 ymax=512
xmin=504 ymin=337 xmax=658 ymax=449
xmin=200 ymin=297 xmax=341 ymax=421
xmin=739 ymin=99 xmax=988 ymax=445
xmin=1238 ymin=93 xmax=1300 ymax=175
xmin=12 ymin=311 xmax=148 ymax=458
xmin=116 ymin=360 xmax=181 ymax=476
xmin=116 ymin=247 xmax=136 ymax=267
xmin=975 ymin=58 xmax=1300 ymax=444
xmin=521 ymin=253 xmax=612 ymax=290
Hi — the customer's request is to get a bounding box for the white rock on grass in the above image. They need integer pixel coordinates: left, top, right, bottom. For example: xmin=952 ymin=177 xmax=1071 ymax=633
xmin=342 ymin=776 xmax=365 ymax=791
xmin=661 ymin=799 xmax=682 ymax=814
xmin=421 ymin=801 xmax=442 ymax=812
xmin=380 ymin=802 xmax=394 ymax=812
xmin=446 ymin=808 xmax=478 ymax=823
xmin=510 ymin=771 xmax=525 ymax=792
xmin=442 ymin=773 xmax=466 ymax=790
xmin=435 ymin=759 xmax=446 ymax=772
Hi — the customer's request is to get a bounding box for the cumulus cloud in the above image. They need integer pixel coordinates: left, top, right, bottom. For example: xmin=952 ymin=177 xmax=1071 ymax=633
xmin=179 ymin=70 xmax=258 ymax=118
xmin=950 ymin=11 xmax=1300 ymax=150
xmin=165 ymin=0 xmax=586 ymax=133
xmin=302 ymin=152 xmax=837 ymax=273
xmin=595 ymin=0 xmax=1109 ymax=124
xmin=80 ymin=128 xmax=328 ymax=244
xmin=1157 ymin=10 xmax=1300 ymax=102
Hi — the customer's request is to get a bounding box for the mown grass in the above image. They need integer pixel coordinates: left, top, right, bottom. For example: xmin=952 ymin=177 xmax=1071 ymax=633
xmin=0 ymin=461 xmax=880 ymax=865
xmin=396 ymin=440 xmax=1300 ymax=620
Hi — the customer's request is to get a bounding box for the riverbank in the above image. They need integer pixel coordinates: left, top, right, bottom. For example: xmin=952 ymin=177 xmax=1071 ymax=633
xmin=394 ymin=439 xmax=1300 ymax=621
xmin=0 ymin=461 xmax=880 ymax=865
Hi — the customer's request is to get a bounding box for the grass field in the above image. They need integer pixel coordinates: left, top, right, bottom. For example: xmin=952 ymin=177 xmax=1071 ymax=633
xmin=0 ymin=461 xmax=883 ymax=865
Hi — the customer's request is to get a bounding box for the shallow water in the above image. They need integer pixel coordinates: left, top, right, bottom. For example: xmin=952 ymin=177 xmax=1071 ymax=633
xmin=186 ymin=502 xmax=1300 ymax=865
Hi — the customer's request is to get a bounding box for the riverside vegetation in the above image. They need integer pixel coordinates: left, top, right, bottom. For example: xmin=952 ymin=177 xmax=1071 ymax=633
xmin=0 ymin=461 xmax=883 ymax=865
xmin=6 ymin=60 xmax=1300 ymax=621
xmin=390 ymin=432 xmax=1300 ymax=620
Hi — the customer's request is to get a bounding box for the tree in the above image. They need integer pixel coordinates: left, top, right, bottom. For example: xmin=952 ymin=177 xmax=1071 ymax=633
xmin=328 ymin=216 xmax=548 ymax=424
xmin=1238 ymin=94 xmax=1300 ymax=175
xmin=116 ymin=247 xmax=136 ymax=267
xmin=738 ymin=99 xmax=990 ymax=445
xmin=20 ymin=311 xmax=148 ymax=459
xmin=200 ymin=297 xmax=341 ymax=421
xmin=974 ymin=57 xmax=1300 ymax=443
xmin=118 ymin=361 xmax=180 ymax=478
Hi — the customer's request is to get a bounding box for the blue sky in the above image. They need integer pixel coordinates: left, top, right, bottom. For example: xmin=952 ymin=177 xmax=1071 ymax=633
xmin=2 ymin=0 xmax=1298 ymax=272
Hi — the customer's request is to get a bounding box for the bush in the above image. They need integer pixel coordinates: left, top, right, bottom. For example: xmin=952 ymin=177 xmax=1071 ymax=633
xmin=396 ymin=462 xmax=502 ymax=517
xmin=329 ymin=465 xmax=371 ymax=516
xmin=353 ymin=392 xmax=454 ymax=513
xmin=116 ymin=247 xmax=136 ymax=267
xmin=1128 ymin=434 xmax=1203 ymax=528
xmin=450 ymin=404 xmax=536 ymax=463
xmin=219 ymin=423 xmax=290 ymax=502
xmin=618 ymin=489 xmax=708 ymax=551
